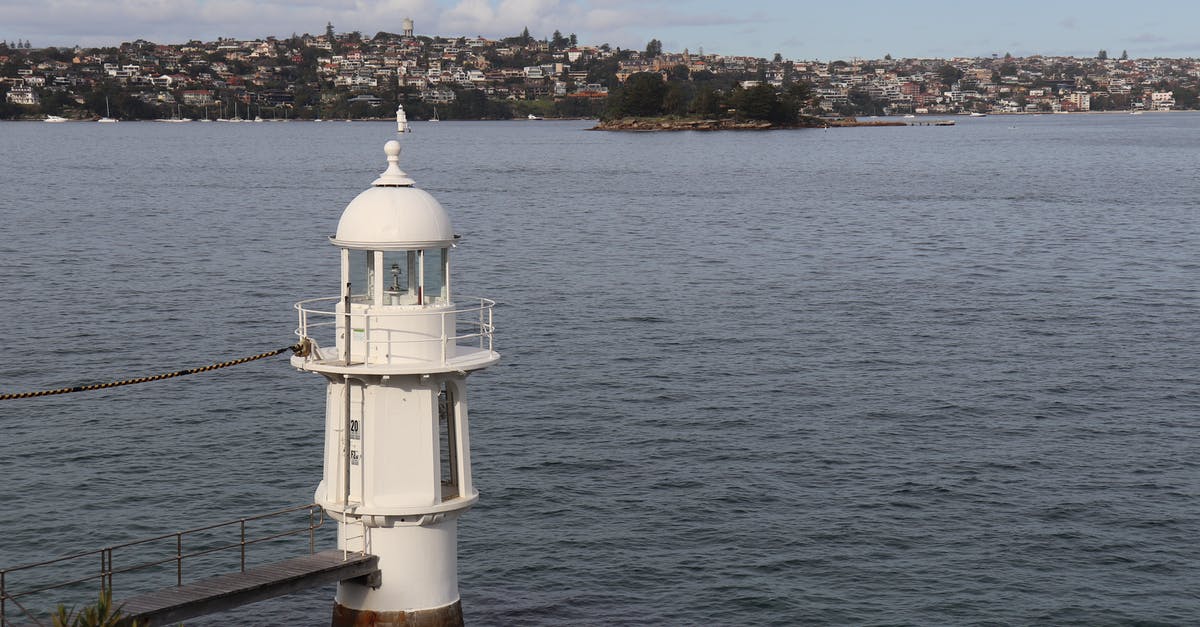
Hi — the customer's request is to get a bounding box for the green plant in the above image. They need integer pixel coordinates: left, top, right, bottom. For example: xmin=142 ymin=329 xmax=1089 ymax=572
xmin=52 ymin=589 xmax=139 ymax=627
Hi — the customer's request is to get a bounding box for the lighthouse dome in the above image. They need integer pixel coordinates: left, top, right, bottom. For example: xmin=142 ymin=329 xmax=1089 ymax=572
xmin=330 ymin=141 xmax=455 ymax=250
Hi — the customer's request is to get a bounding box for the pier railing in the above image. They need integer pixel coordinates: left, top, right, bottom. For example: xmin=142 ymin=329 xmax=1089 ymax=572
xmin=0 ymin=503 xmax=325 ymax=626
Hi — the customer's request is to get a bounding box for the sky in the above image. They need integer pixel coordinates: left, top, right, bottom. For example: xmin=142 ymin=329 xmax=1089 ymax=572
xmin=2 ymin=0 xmax=1199 ymax=60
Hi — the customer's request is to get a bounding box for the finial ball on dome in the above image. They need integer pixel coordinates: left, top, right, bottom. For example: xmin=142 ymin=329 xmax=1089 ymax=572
xmin=385 ymin=140 xmax=401 ymax=157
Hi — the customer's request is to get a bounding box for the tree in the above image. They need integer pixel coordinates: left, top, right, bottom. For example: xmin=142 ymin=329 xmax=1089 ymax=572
xmin=663 ymin=82 xmax=688 ymax=116
xmin=689 ymin=86 xmax=720 ymax=117
xmin=569 ymin=33 xmax=577 ymax=47
xmin=781 ymin=81 xmax=812 ymax=117
xmin=645 ymin=38 xmax=662 ymax=58
xmin=730 ymin=84 xmax=795 ymax=124
xmin=773 ymin=52 xmax=783 ymax=63
xmin=520 ymin=27 xmax=532 ymax=46
xmin=1120 ymin=49 xmax=1129 ymax=60
xmin=551 ymin=30 xmax=567 ymax=50
xmin=1097 ymin=49 xmax=1108 ymax=60
xmin=937 ymin=64 xmax=963 ymax=88
xmin=605 ymin=71 xmax=666 ymax=118
xmin=1173 ymin=86 xmax=1198 ymax=109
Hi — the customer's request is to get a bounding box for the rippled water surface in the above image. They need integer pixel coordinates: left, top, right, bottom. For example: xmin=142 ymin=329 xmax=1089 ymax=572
xmin=1 ymin=114 xmax=1198 ymax=625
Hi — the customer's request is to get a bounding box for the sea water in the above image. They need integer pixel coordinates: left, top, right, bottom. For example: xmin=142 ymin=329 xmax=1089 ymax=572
xmin=0 ymin=114 xmax=1197 ymax=624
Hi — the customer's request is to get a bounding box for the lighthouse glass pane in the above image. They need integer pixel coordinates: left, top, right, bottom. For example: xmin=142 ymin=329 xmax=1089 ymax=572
xmin=424 ymin=248 xmax=447 ymax=304
xmin=381 ymin=251 xmax=416 ymax=305
xmin=348 ymin=250 xmax=374 ymax=304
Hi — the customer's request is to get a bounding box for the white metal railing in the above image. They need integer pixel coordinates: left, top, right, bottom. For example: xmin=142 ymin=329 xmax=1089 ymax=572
xmin=293 ymin=296 xmax=495 ymax=365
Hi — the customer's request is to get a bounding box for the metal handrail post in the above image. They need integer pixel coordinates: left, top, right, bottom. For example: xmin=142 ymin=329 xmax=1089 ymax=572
xmin=240 ymin=519 xmax=247 ymax=572
xmin=100 ymin=549 xmax=108 ymax=595
xmin=176 ymin=534 xmax=182 ymax=587
xmin=363 ymin=312 xmax=371 ymax=363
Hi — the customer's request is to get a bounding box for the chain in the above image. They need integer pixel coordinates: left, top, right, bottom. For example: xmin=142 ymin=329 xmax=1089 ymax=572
xmin=0 ymin=340 xmax=311 ymax=401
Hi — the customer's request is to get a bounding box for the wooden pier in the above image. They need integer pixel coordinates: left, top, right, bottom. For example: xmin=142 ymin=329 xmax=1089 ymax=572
xmin=119 ymin=550 xmax=379 ymax=626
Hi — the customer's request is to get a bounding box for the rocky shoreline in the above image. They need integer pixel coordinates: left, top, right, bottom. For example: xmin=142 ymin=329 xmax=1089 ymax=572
xmin=592 ymin=116 xmax=906 ymax=131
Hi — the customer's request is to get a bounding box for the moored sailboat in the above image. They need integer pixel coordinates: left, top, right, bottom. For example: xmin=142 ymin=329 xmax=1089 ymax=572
xmin=98 ymin=97 xmax=118 ymax=123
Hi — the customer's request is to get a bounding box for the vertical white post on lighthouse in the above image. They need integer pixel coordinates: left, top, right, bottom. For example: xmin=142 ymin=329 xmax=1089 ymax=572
xmin=292 ymin=118 xmax=498 ymax=625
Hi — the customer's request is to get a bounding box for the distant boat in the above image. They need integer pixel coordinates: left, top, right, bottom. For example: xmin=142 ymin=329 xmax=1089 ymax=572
xmin=527 ymin=113 xmax=544 ymax=120
xmin=44 ymin=115 xmax=67 ymax=123
xmin=969 ymin=112 xmax=987 ymax=117
xmin=1130 ymin=110 xmax=1144 ymax=115
xmin=903 ymin=114 xmax=916 ymax=119
xmin=430 ymin=107 xmax=440 ymax=122
xmin=98 ymin=97 xmax=118 ymax=123
xmin=159 ymin=105 xmax=191 ymax=122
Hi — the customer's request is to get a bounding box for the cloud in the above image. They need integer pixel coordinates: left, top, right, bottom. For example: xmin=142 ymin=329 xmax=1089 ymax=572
xmin=3 ymin=0 xmax=437 ymax=46
xmin=1126 ymin=32 xmax=1166 ymax=43
xmin=439 ymin=0 xmax=572 ymax=35
xmin=1058 ymin=16 xmax=1078 ymax=29
xmin=433 ymin=0 xmax=763 ymax=45
xmin=2 ymin=0 xmax=767 ymax=50
xmin=441 ymin=0 xmax=497 ymax=29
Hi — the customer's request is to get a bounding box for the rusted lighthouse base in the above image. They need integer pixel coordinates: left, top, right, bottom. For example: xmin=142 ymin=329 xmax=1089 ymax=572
xmin=332 ymin=601 xmax=464 ymax=627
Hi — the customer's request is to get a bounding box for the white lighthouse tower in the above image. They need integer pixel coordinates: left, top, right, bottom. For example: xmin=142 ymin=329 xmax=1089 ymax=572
xmin=292 ymin=124 xmax=498 ymax=625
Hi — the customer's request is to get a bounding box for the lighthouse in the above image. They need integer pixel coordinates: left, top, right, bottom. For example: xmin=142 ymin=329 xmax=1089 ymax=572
xmin=292 ymin=116 xmax=498 ymax=625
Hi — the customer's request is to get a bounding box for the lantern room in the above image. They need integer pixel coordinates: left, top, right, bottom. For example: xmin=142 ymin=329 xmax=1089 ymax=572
xmin=331 ymin=139 xmax=454 ymax=309
xmin=294 ymin=140 xmax=497 ymax=372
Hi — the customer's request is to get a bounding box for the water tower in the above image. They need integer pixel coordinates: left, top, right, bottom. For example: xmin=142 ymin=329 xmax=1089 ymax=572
xmin=403 ymin=18 xmax=414 ymax=38
xmin=292 ymin=119 xmax=499 ymax=625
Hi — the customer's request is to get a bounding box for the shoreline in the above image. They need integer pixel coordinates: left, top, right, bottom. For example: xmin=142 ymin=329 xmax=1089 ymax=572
xmin=591 ymin=116 xmax=906 ymax=131
xmin=6 ymin=110 xmax=1186 ymax=124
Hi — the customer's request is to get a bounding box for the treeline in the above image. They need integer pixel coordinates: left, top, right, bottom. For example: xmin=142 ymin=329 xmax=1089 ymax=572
xmin=603 ymin=72 xmax=812 ymax=124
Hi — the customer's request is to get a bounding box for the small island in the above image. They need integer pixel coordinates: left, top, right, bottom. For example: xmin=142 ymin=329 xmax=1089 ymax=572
xmin=590 ymin=72 xmax=906 ymax=131
xmin=593 ymin=115 xmax=907 ymax=131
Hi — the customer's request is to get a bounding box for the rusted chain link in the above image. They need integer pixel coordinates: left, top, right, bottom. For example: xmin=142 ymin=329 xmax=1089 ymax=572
xmin=0 ymin=340 xmax=311 ymax=400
